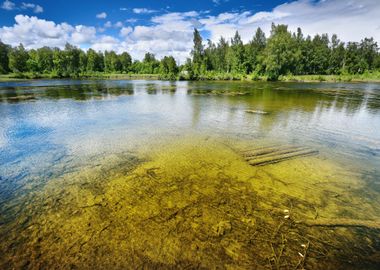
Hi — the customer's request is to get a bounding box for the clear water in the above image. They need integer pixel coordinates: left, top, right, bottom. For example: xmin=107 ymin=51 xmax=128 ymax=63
xmin=0 ymin=80 xmax=379 ymax=269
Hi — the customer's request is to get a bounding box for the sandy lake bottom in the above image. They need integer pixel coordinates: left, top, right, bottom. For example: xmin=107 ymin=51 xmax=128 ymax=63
xmin=0 ymin=80 xmax=379 ymax=269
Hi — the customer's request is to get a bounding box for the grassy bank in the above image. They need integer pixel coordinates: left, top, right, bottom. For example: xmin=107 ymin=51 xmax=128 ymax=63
xmin=1 ymin=71 xmax=380 ymax=83
xmin=277 ymin=71 xmax=380 ymax=83
xmin=0 ymin=72 xmax=161 ymax=82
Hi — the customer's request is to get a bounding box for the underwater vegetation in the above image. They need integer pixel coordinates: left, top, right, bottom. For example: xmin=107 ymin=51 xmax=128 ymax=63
xmin=0 ymin=137 xmax=379 ymax=269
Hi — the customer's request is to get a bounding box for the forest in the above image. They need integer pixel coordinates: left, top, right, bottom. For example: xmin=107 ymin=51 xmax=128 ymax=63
xmin=0 ymin=23 xmax=379 ymax=81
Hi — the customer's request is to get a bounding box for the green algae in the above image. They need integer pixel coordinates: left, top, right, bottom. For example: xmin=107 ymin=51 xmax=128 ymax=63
xmin=0 ymin=136 xmax=379 ymax=269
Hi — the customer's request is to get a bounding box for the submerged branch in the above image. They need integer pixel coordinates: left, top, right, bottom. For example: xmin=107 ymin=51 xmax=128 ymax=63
xmin=296 ymin=218 xmax=380 ymax=230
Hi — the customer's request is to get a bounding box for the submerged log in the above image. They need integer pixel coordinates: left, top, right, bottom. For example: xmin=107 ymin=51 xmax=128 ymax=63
xmin=242 ymin=145 xmax=291 ymax=157
xmin=245 ymin=146 xmax=308 ymax=159
xmin=247 ymin=149 xmax=319 ymax=166
xmin=296 ymin=218 xmax=380 ymax=230
xmin=245 ymin=110 xmax=268 ymax=115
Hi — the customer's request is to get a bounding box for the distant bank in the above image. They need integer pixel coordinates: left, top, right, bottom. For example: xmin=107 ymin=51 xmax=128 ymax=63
xmin=2 ymin=72 xmax=380 ymax=83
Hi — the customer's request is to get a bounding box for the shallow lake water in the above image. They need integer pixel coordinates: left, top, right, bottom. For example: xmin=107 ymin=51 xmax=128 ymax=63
xmin=0 ymin=80 xmax=379 ymax=269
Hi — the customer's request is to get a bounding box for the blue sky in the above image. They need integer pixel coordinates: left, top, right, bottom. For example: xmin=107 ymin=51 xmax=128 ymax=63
xmin=1 ymin=0 xmax=379 ymax=62
xmin=0 ymin=1 xmax=286 ymax=26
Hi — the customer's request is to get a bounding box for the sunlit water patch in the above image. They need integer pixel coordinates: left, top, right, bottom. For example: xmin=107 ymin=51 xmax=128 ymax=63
xmin=0 ymin=80 xmax=379 ymax=269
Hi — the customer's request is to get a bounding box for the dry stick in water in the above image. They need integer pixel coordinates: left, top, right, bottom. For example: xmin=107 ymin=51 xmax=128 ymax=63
xmin=245 ymin=147 xmax=310 ymax=160
xmin=241 ymin=145 xmax=293 ymax=156
xmin=248 ymin=149 xmax=319 ymax=166
xmin=296 ymin=218 xmax=380 ymax=230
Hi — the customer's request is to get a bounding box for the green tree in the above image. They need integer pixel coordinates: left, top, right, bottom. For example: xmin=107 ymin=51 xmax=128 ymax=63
xmin=215 ymin=37 xmax=229 ymax=72
xmin=64 ymin=43 xmax=81 ymax=75
xmin=262 ymin=24 xmax=298 ymax=80
xmin=26 ymin=49 xmax=39 ymax=72
xmin=191 ymin=28 xmax=204 ymax=75
xmin=86 ymin=49 xmax=103 ymax=72
xmin=141 ymin=53 xmax=159 ymax=74
xmin=36 ymin=47 xmax=54 ymax=73
xmin=344 ymin=42 xmax=365 ymax=74
xmin=309 ymin=34 xmax=330 ymax=74
xmin=230 ymin=31 xmax=246 ymax=73
xmin=119 ymin=52 xmax=132 ymax=73
xmin=359 ymin=37 xmax=378 ymax=70
xmin=0 ymin=40 xmax=10 ymax=74
xmin=104 ymin=51 xmax=122 ymax=72
xmin=52 ymin=48 xmax=67 ymax=76
xmin=79 ymin=50 xmax=87 ymax=73
xmin=9 ymin=44 xmax=29 ymax=73
xmin=160 ymin=56 xmax=178 ymax=79
xmin=246 ymin=27 xmax=266 ymax=73
xmin=328 ymin=34 xmax=345 ymax=74
xmin=160 ymin=56 xmax=177 ymax=73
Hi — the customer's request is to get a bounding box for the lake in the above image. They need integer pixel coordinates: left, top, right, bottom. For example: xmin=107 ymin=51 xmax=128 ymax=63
xmin=0 ymin=80 xmax=379 ymax=269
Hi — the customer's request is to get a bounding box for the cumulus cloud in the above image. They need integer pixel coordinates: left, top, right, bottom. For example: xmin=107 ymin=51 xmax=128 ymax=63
xmin=1 ymin=0 xmax=380 ymax=63
xmin=132 ymin=8 xmax=157 ymax=14
xmin=104 ymin=21 xmax=123 ymax=29
xmin=201 ymin=0 xmax=380 ymax=44
xmin=96 ymin=12 xmax=107 ymax=19
xmin=114 ymin=21 xmax=123 ymax=28
xmin=21 ymin=2 xmax=43 ymax=13
xmin=119 ymin=26 xmax=132 ymax=38
xmin=104 ymin=21 xmax=112 ymax=28
xmin=116 ymin=11 xmax=199 ymax=61
xmin=34 ymin=4 xmax=42 ymax=13
xmin=0 ymin=15 xmax=94 ymax=48
xmin=71 ymin=25 xmax=96 ymax=44
xmin=1 ymin=0 xmax=15 ymax=10
xmin=91 ymin=35 xmax=119 ymax=51
xmin=212 ymin=0 xmax=229 ymax=6
xmin=1 ymin=1 xmax=43 ymax=13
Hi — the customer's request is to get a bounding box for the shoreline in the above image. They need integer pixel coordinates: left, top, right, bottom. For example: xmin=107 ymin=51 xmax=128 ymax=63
xmin=1 ymin=73 xmax=380 ymax=83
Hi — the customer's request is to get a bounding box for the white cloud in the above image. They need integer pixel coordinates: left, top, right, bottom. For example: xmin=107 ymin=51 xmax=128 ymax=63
xmin=21 ymin=2 xmax=34 ymax=9
xmin=201 ymin=0 xmax=380 ymax=44
xmin=104 ymin=21 xmax=123 ymax=29
xmin=212 ymin=0 xmax=229 ymax=6
xmin=114 ymin=21 xmax=123 ymax=28
xmin=132 ymin=8 xmax=157 ymax=14
xmin=91 ymin=35 xmax=119 ymax=51
xmin=104 ymin=21 xmax=112 ymax=28
xmin=0 ymin=15 xmax=94 ymax=48
xmin=21 ymin=2 xmax=43 ymax=13
xmin=34 ymin=4 xmax=42 ymax=13
xmin=1 ymin=0 xmax=15 ymax=10
xmin=125 ymin=18 xmax=138 ymax=24
xmin=116 ymin=11 xmax=199 ymax=62
xmin=120 ymin=26 xmax=132 ymax=37
xmin=1 ymin=0 xmax=380 ymax=64
xmin=71 ymin=25 xmax=96 ymax=44
xmin=96 ymin=12 xmax=107 ymax=19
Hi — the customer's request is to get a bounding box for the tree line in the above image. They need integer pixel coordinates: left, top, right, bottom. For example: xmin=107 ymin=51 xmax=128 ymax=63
xmin=0 ymin=43 xmax=178 ymax=79
xmin=0 ymin=23 xmax=379 ymax=80
xmin=187 ymin=24 xmax=380 ymax=80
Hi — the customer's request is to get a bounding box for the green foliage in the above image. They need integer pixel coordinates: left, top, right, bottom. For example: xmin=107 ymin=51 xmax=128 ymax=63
xmin=104 ymin=51 xmax=122 ymax=72
xmin=185 ymin=25 xmax=380 ymax=81
xmin=0 ymin=24 xmax=379 ymax=81
xmin=119 ymin=52 xmax=132 ymax=73
xmin=9 ymin=44 xmax=29 ymax=73
xmin=86 ymin=49 xmax=104 ymax=72
xmin=262 ymin=24 xmax=299 ymax=80
xmin=191 ymin=28 xmax=204 ymax=76
xmin=0 ymin=41 xmax=11 ymax=74
xmin=160 ymin=56 xmax=178 ymax=80
xmin=131 ymin=53 xmax=160 ymax=74
xmin=245 ymin=27 xmax=266 ymax=73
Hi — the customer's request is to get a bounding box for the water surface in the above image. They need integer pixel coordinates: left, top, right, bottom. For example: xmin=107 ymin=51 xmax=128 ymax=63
xmin=0 ymin=80 xmax=379 ymax=269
